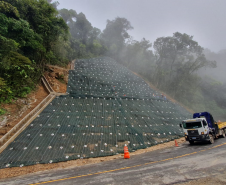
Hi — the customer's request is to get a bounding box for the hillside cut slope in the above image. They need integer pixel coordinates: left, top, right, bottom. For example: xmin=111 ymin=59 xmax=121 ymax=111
xmin=0 ymin=57 xmax=190 ymax=168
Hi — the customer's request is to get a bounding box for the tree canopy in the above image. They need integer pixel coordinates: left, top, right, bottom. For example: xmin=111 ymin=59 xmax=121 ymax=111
xmin=0 ymin=0 xmax=68 ymax=104
xmin=101 ymin=17 xmax=133 ymax=60
xmin=153 ymin=32 xmax=216 ymax=93
xmin=0 ymin=0 xmax=225 ymax=119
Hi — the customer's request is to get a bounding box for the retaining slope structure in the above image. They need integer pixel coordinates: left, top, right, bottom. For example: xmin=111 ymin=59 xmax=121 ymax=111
xmin=0 ymin=77 xmax=56 ymax=154
xmin=0 ymin=57 xmax=190 ymax=169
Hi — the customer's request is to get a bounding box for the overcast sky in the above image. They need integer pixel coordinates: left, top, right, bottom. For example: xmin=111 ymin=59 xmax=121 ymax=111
xmin=57 ymin=0 xmax=226 ymax=52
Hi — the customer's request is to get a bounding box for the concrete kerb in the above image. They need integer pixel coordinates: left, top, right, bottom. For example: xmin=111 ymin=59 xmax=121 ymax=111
xmin=0 ymin=73 xmax=58 ymax=154
xmin=0 ymin=60 xmax=74 ymax=154
xmin=0 ymin=94 xmax=56 ymax=154
xmin=71 ymin=59 xmax=76 ymax=70
xmin=41 ymin=76 xmax=54 ymax=93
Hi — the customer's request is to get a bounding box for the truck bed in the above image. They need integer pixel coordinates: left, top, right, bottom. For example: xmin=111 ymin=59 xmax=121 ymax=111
xmin=217 ymin=122 xmax=226 ymax=129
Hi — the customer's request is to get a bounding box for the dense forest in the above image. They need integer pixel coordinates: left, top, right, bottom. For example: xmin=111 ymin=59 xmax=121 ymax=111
xmin=0 ymin=0 xmax=226 ymax=119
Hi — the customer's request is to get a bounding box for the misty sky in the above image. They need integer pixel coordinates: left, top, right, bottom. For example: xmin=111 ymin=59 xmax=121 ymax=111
xmin=57 ymin=0 xmax=226 ymax=52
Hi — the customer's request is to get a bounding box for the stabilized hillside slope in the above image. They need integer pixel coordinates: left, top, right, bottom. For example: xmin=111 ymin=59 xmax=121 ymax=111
xmin=0 ymin=57 xmax=190 ymax=169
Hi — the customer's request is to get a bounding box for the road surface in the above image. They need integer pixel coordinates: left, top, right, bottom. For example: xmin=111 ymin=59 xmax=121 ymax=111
xmin=1 ymin=138 xmax=226 ymax=185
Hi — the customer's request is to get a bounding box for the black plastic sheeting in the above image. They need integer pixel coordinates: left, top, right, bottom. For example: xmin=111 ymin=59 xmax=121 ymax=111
xmin=0 ymin=57 xmax=190 ymax=168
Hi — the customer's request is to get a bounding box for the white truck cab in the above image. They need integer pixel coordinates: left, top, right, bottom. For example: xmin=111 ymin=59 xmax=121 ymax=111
xmin=180 ymin=118 xmax=213 ymax=144
xmin=181 ymin=112 xmax=226 ymax=144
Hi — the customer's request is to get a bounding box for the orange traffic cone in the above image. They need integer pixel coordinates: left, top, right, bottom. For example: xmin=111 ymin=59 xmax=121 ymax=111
xmin=124 ymin=144 xmax=130 ymax=159
xmin=175 ymin=140 xmax=179 ymax=147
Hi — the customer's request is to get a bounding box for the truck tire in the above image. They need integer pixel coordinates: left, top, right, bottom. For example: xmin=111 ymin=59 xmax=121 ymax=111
xmin=189 ymin=141 xmax=194 ymax=145
xmin=221 ymin=130 xmax=225 ymax=138
xmin=209 ymin=134 xmax=214 ymax=144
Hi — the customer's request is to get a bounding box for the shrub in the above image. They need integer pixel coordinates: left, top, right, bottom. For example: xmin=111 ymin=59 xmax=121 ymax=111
xmin=0 ymin=52 xmax=41 ymax=102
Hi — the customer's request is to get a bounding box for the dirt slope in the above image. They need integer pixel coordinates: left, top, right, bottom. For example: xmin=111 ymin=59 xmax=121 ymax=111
xmin=0 ymin=85 xmax=48 ymax=137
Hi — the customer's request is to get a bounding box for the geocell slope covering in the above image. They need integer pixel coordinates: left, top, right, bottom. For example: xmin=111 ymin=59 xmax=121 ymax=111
xmin=0 ymin=57 xmax=190 ymax=168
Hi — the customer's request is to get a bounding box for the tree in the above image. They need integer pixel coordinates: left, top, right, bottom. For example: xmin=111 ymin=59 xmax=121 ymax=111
xmin=59 ymin=9 xmax=105 ymax=58
xmin=0 ymin=1 xmax=46 ymax=63
xmin=153 ymin=32 xmax=216 ymax=99
xmin=0 ymin=1 xmax=19 ymax=19
xmin=3 ymin=0 xmax=69 ymax=65
xmin=0 ymin=0 xmax=68 ymax=103
xmin=0 ymin=51 xmax=41 ymax=102
xmin=70 ymin=12 xmax=92 ymax=44
xmin=121 ymin=38 xmax=154 ymax=76
xmin=58 ymin=8 xmax=77 ymax=24
xmin=101 ymin=17 xmax=133 ymax=61
xmin=46 ymin=0 xmax=59 ymax=9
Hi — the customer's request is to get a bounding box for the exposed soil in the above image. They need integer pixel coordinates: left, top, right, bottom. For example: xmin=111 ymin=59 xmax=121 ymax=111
xmin=0 ymin=65 xmax=69 ymax=137
xmin=44 ymin=64 xmax=69 ymax=93
xmin=0 ymin=85 xmax=48 ymax=137
xmin=0 ymin=138 xmax=186 ymax=179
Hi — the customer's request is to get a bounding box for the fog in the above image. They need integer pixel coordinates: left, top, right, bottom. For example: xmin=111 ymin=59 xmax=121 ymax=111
xmin=199 ymin=49 xmax=226 ymax=84
xmin=57 ymin=0 xmax=226 ymax=52
xmin=54 ymin=0 xmax=226 ymax=119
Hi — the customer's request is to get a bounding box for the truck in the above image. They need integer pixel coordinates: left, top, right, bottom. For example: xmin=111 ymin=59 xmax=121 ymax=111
xmin=180 ymin=112 xmax=226 ymax=144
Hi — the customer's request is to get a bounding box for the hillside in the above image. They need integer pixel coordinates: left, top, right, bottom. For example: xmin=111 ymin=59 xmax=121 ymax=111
xmin=0 ymin=65 xmax=69 ymax=137
xmin=1 ymin=0 xmax=225 ymax=125
xmin=0 ymin=57 xmax=190 ymax=170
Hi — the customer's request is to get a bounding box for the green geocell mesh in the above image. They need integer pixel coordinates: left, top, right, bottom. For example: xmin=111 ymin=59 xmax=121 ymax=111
xmin=0 ymin=57 xmax=190 ymax=168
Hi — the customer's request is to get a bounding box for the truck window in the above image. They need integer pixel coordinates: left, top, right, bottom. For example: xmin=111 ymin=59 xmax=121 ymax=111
xmin=182 ymin=121 xmax=202 ymax=129
xmin=203 ymin=120 xmax=207 ymax=126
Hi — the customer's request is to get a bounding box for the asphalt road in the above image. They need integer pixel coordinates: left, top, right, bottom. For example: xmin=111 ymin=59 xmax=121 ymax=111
xmin=1 ymin=138 xmax=226 ymax=185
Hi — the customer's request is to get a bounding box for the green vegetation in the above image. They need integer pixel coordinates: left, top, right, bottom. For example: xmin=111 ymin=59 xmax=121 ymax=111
xmin=0 ymin=107 xmax=6 ymax=115
xmin=0 ymin=0 xmax=225 ymax=119
xmin=0 ymin=52 xmax=39 ymax=102
xmin=0 ymin=0 xmax=68 ymax=103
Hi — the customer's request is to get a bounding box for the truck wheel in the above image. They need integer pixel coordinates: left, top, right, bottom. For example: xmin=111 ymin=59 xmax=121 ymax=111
xmin=209 ymin=134 xmax=214 ymax=144
xmin=189 ymin=141 xmax=194 ymax=145
xmin=221 ymin=130 xmax=225 ymax=138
